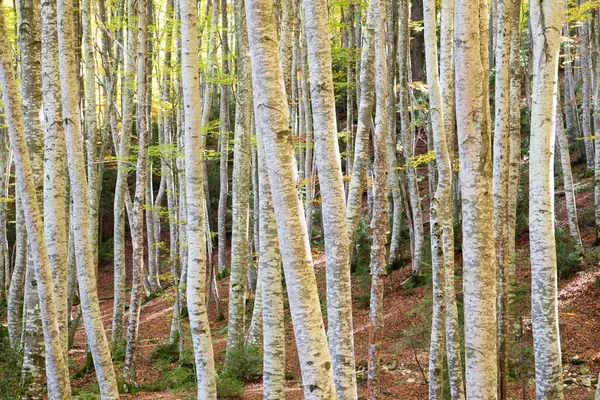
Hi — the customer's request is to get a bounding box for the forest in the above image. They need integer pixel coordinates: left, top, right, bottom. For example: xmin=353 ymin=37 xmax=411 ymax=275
xmin=0 ymin=0 xmax=599 ymax=398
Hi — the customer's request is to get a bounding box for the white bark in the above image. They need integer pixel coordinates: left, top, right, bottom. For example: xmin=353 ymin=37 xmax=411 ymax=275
xmin=245 ymin=0 xmax=336 ymax=395
xmin=303 ymin=0 xmax=356 ymax=396
xmin=455 ymin=0 xmax=498 ymax=397
xmin=529 ymin=1 xmax=564 ymax=398
xmin=0 ymin=6 xmax=71 ymax=397
xmin=367 ymin=2 xmax=387 ymax=398
xmin=41 ymin=0 xmax=69 ymax=358
xmin=56 ymin=0 xmax=119 ymax=394
xmin=180 ymin=0 xmax=217 ymax=395
xmin=226 ymin=0 xmax=253 ymax=353
xmin=256 ymin=127 xmax=285 ymax=399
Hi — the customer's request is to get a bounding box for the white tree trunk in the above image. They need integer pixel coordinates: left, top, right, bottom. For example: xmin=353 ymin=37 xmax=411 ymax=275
xmin=0 ymin=6 xmax=72 ymax=397
xmin=455 ymin=0 xmax=498 ymax=397
xmin=245 ymin=0 xmax=337 ymax=396
xmin=41 ymin=0 xmax=69 ymax=358
xmin=180 ymin=0 xmax=217 ymax=396
xmin=226 ymin=0 xmax=253 ymax=353
xmin=303 ymin=0 xmax=357 ymax=396
xmin=56 ymin=0 xmax=119 ymax=394
xmin=529 ymin=1 xmax=564 ymax=398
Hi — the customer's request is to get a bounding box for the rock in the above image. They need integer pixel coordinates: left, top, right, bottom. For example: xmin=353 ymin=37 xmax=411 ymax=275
xmin=356 ymin=370 xmax=367 ymax=383
xmin=571 ymin=355 xmax=585 ymax=365
xmin=406 ymin=378 xmax=416 ymax=384
xmin=564 ymin=378 xmax=576 ymax=385
xmin=582 ymin=377 xmax=592 ymax=387
xmin=357 ymin=359 xmax=368 ymax=371
xmin=381 ymin=365 xmax=389 ymax=373
xmin=387 ymin=360 xmax=398 ymax=371
xmin=580 ymin=366 xmax=590 ymax=375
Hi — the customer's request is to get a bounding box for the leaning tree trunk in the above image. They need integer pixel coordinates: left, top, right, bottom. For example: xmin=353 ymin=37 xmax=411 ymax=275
xmin=556 ymin=96 xmax=582 ymax=246
xmin=56 ymin=0 xmax=120 ymax=395
xmin=529 ymin=1 xmax=564 ymax=398
xmin=303 ymin=0 xmax=357 ymax=396
xmin=455 ymin=0 xmax=498 ymax=397
xmin=0 ymin=6 xmax=72 ymax=398
xmin=245 ymin=0 xmax=337 ymax=396
xmin=180 ymin=0 xmax=217 ymax=396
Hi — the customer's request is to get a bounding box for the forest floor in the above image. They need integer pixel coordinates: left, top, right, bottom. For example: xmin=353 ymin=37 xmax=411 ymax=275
xmin=67 ymin=161 xmax=600 ymax=399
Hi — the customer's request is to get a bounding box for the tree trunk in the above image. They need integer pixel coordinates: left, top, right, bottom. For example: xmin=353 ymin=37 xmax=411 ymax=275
xmin=0 ymin=6 xmax=72 ymax=397
xmin=529 ymin=1 xmax=564 ymax=398
xmin=303 ymin=0 xmax=357 ymax=395
xmin=180 ymin=0 xmax=217 ymax=395
xmin=56 ymin=0 xmax=120 ymax=394
xmin=455 ymin=0 xmax=498 ymax=397
xmin=245 ymin=0 xmax=337 ymax=395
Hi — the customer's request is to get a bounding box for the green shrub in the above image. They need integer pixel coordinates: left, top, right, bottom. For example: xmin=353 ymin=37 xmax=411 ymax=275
xmin=217 ymin=269 xmax=231 ymax=280
xmin=555 ymin=229 xmax=584 ymax=278
xmin=216 ymin=373 xmax=244 ymax=399
xmin=356 ymin=293 xmax=370 ymax=309
xmin=150 ymin=342 xmax=180 ymax=364
xmin=111 ymin=339 xmax=126 ymax=362
xmin=98 ymin=237 xmax=114 ymax=266
xmin=0 ymin=326 xmax=23 ymax=400
xmin=223 ymin=345 xmax=263 ymax=383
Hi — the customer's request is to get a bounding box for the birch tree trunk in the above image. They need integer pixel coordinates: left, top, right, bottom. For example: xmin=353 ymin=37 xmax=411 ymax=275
xmin=455 ymin=0 xmax=498 ymax=397
xmin=56 ymin=0 xmax=119 ymax=394
xmin=245 ymin=0 xmax=337 ymax=395
xmin=0 ymin=6 xmax=72 ymax=398
xmin=303 ymin=0 xmax=357 ymax=396
xmin=124 ymin=0 xmax=151 ymax=384
xmin=367 ymin=1 xmax=387 ymax=397
xmin=256 ymin=126 xmax=285 ymax=399
xmin=439 ymin=1 xmax=465 ymax=398
xmin=423 ymin=0 xmax=454 ymax=396
xmin=345 ymin=2 xmax=375 ymax=247
xmin=556 ymin=96 xmax=582 ymax=246
xmin=180 ymin=0 xmax=217 ymax=395
xmin=492 ymin=1 xmax=513 ymax=398
xmin=8 ymin=194 xmax=26 ymax=347
xmin=226 ymin=0 xmax=253 ymax=353
xmin=112 ymin=0 xmax=137 ymax=344
xmin=41 ymin=0 xmax=69 ymax=358
xmin=580 ymin=16 xmax=595 ymax=171
xmin=17 ymin=0 xmax=46 ymax=394
xmin=529 ymin=1 xmax=564 ymax=398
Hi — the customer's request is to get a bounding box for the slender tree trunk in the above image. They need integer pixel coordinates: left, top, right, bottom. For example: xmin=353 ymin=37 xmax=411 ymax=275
xmin=367 ymin=2 xmax=387 ymax=398
xmin=580 ymin=16 xmax=595 ymax=171
xmin=303 ymin=0 xmax=357 ymax=395
xmin=180 ymin=0 xmax=217 ymax=395
xmin=41 ymin=0 xmax=69 ymax=358
xmin=455 ymin=0 xmax=498 ymax=397
xmin=226 ymin=0 xmax=253 ymax=353
xmin=56 ymin=0 xmax=119 ymax=394
xmin=556 ymin=96 xmax=582 ymax=246
xmin=0 ymin=6 xmax=72 ymax=398
xmin=529 ymin=1 xmax=564 ymax=398
xmin=255 ymin=125 xmax=285 ymax=399
xmin=245 ymin=0 xmax=337 ymax=395
xmin=8 ymin=194 xmax=26 ymax=347
xmin=345 ymin=2 xmax=375 ymax=247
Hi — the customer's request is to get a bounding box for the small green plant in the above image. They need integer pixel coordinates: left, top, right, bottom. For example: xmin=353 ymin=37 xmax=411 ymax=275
xmin=356 ymin=293 xmax=371 ymax=309
xmin=0 ymin=326 xmax=23 ymax=400
xmin=223 ymin=345 xmax=263 ymax=383
xmin=150 ymin=342 xmax=180 ymax=364
xmin=555 ymin=229 xmax=584 ymax=278
xmin=98 ymin=237 xmax=114 ymax=266
xmin=111 ymin=339 xmax=126 ymax=362
xmin=216 ymin=373 xmax=244 ymax=398
xmin=217 ymin=269 xmax=231 ymax=280
xmin=593 ymin=276 xmax=600 ymax=294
